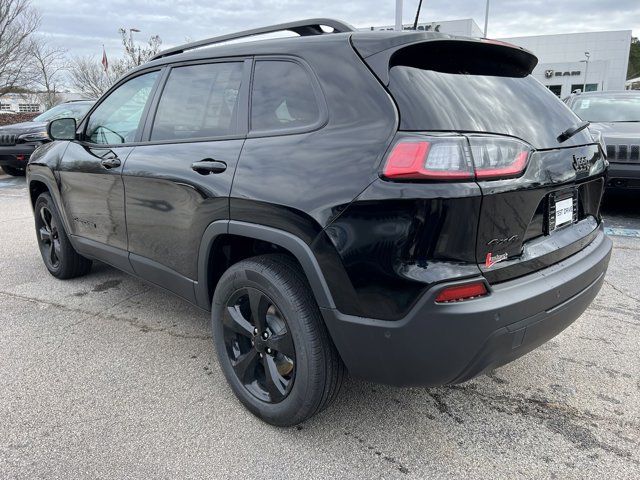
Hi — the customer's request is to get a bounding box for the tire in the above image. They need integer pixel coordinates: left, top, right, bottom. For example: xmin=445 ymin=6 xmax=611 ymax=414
xmin=212 ymin=253 xmax=345 ymax=426
xmin=34 ymin=192 xmax=92 ymax=279
xmin=2 ymin=166 xmax=25 ymax=176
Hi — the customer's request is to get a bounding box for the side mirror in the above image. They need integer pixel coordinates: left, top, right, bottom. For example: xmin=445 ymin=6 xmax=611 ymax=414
xmin=47 ymin=117 xmax=77 ymax=141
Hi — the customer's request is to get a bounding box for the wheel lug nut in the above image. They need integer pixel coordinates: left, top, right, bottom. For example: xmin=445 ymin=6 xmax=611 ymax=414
xmin=253 ymin=328 xmax=258 ymax=335
xmin=259 ymin=353 xmax=264 ymax=358
xmin=262 ymin=332 xmax=268 ymax=339
xmin=266 ymin=348 xmax=272 ymax=354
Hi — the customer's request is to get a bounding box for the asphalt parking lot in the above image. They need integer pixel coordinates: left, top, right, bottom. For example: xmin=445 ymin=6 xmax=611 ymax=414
xmin=0 ymin=171 xmax=638 ymax=479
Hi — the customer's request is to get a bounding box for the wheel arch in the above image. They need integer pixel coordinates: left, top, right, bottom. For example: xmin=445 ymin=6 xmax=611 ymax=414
xmin=27 ymin=168 xmax=75 ymax=238
xmin=28 ymin=178 xmax=49 ymax=209
xmin=195 ymin=220 xmax=336 ymax=311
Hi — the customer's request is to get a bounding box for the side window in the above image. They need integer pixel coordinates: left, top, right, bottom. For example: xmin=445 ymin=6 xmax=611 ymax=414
xmin=85 ymin=71 xmax=159 ymax=144
xmin=251 ymin=60 xmax=321 ymax=132
xmin=151 ymin=62 xmax=243 ymax=141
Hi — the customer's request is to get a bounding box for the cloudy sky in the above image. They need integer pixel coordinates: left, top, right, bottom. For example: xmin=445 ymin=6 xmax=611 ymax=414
xmin=33 ymin=0 xmax=640 ymax=59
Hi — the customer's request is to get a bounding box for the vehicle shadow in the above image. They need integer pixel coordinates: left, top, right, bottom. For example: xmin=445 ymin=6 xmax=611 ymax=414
xmin=601 ymin=190 xmax=640 ymax=230
xmin=602 ymin=189 xmax=639 ymax=209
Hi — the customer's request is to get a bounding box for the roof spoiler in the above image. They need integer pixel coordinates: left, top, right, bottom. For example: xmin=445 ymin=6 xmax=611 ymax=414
xmin=152 ymin=18 xmax=355 ymax=60
xmin=352 ymin=34 xmax=538 ymax=85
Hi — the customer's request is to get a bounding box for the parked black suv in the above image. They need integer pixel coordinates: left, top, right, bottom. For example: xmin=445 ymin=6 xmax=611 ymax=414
xmin=0 ymin=100 xmax=93 ymax=176
xmin=27 ymin=19 xmax=612 ymax=426
xmin=565 ymin=90 xmax=640 ymax=191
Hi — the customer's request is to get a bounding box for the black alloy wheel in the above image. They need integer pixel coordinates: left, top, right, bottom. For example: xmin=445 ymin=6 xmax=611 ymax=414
xmin=212 ymin=254 xmax=345 ymax=426
xmin=223 ymin=287 xmax=296 ymax=403
xmin=34 ymin=192 xmax=92 ymax=279
xmin=36 ymin=204 xmax=62 ymax=271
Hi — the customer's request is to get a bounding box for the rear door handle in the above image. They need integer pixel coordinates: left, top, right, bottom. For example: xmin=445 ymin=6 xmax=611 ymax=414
xmin=191 ymin=159 xmax=227 ymax=175
xmin=101 ymin=157 xmax=121 ymax=169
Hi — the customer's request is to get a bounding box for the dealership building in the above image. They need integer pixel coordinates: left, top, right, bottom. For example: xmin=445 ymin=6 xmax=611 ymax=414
xmin=365 ymin=19 xmax=632 ymax=98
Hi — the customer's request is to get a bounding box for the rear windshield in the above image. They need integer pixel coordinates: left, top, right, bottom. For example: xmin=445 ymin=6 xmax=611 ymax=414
xmin=389 ymin=66 xmax=591 ymax=149
xmin=569 ymin=96 xmax=640 ymax=122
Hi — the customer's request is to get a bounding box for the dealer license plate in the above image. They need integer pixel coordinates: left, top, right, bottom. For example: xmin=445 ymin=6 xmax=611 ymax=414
xmin=555 ymin=197 xmax=574 ymax=229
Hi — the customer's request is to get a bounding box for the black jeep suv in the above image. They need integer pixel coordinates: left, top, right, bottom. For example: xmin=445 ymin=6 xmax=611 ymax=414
xmin=0 ymin=100 xmax=93 ymax=176
xmin=564 ymin=91 xmax=640 ymax=191
xmin=27 ymin=19 xmax=612 ymax=426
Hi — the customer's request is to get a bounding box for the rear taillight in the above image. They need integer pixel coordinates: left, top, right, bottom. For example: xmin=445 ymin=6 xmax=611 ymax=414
xmin=383 ymin=137 xmax=473 ymax=180
xmin=468 ymin=137 xmax=530 ymax=179
xmin=435 ymin=281 xmax=488 ymax=303
xmin=382 ymin=135 xmax=531 ymax=181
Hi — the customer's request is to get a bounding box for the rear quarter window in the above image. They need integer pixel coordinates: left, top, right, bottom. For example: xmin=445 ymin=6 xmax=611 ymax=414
xmin=250 ymin=60 xmax=321 ymax=133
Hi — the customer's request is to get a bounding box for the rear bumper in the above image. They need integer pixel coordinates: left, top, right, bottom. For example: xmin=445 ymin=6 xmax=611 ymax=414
xmin=321 ymin=227 xmax=612 ymax=386
xmin=0 ymin=145 xmax=37 ymax=169
xmin=607 ymin=162 xmax=640 ymax=189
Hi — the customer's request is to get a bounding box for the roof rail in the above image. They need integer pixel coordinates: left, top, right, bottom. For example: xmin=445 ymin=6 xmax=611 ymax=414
xmin=151 ymin=18 xmax=355 ymax=60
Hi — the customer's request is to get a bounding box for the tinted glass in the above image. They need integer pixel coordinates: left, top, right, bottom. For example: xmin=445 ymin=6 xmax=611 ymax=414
xmin=151 ymin=62 xmax=243 ymax=141
xmin=547 ymin=85 xmax=561 ymax=97
xmin=34 ymin=102 xmax=93 ymax=122
xmin=388 ymin=66 xmax=591 ymax=149
xmin=251 ymin=61 xmax=320 ymax=132
xmin=570 ymin=95 xmax=640 ymax=122
xmin=86 ymin=71 xmax=158 ymax=144
xmin=570 ymin=83 xmax=598 ymax=93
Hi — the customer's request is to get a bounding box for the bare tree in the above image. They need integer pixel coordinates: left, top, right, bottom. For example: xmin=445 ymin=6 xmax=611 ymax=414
xmin=0 ymin=0 xmax=40 ymax=97
xmin=67 ymin=30 xmax=162 ymax=99
xmin=67 ymin=55 xmax=113 ymax=99
xmin=118 ymin=28 xmax=162 ymax=68
xmin=30 ymin=39 xmax=66 ymax=109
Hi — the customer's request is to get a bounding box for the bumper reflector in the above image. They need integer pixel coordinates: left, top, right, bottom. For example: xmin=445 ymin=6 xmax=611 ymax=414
xmin=435 ymin=282 xmax=488 ymax=303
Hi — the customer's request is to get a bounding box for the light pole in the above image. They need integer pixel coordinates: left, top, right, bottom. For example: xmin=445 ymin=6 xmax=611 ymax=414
xmin=126 ymin=28 xmax=141 ymax=65
xmin=395 ymin=0 xmax=403 ymax=31
xmin=484 ymin=0 xmax=490 ymax=37
xmin=128 ymin=28 xmax=141 ymax=42
xmin=582 ymin=51 xmax=590 ymax=92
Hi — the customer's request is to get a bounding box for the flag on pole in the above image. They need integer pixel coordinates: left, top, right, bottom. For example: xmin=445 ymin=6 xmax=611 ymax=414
xmin=101 ymin=45 xmax=108 ymax=73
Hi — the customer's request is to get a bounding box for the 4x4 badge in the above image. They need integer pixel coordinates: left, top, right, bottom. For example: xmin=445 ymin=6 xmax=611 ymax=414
xmin=487 ymin=235 xmax=519 ymax=246
xmin=485 ymin=252 xmax=508 ymax=268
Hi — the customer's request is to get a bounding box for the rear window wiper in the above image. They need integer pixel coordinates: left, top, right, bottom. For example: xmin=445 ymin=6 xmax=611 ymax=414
xmin=557 ymin=120 xmax=590 ymax=143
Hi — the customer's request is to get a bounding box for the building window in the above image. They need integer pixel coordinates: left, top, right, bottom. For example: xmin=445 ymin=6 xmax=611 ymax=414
xmin=546 ymin=85 xmax=562 ymax=97
xmin=18 ymin=103 xmax=40 ymax=113
xmin=0 ymin=103 xmax=11 ymax=110
xmin=570 ymin=83 xmax=598 ymax=93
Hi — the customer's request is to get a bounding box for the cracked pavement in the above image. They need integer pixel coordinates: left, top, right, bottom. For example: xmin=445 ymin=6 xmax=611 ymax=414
xmin=1 ymin=173 xmax=639 ymax=479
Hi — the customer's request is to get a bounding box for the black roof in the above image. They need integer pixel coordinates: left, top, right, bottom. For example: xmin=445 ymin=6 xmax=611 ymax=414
xmin=132 ymin=18 xmax=534 ymax=76
xmin=142 ymin=18 xmax=523 ymax=61
xmin=151 ymin=18 xmax=355 ymax=60
xmin=142 ymin=31 xmax=353 ymax=70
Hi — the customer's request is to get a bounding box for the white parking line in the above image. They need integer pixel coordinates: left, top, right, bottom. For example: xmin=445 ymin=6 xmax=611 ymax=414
xmin=605 ymin=227 xmax=640 ymax=238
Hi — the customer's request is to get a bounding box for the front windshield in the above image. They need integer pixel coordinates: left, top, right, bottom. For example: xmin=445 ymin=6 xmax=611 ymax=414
xmin=33 ymin=102 xmax=92 ymax=123
xmin=570 ymin=96 xmax=640 ymax=122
